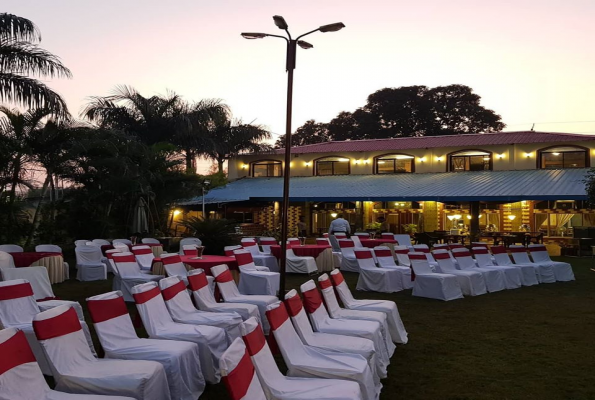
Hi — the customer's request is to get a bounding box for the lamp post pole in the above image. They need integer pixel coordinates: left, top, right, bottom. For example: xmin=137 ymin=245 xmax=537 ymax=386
xmin=242 ymin=17 xmax=345 ymax=299
xmin=202 ymin=179 xmax=210 ymax=219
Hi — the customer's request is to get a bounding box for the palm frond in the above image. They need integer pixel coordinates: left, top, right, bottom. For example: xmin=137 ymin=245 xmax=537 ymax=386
xmin=0 ymin=72 xmax=70 ymax=117
xmin=0 ymin=14 xmax=40 ymax=43
xmin=0 ymin=41 xmax=72 ymax=78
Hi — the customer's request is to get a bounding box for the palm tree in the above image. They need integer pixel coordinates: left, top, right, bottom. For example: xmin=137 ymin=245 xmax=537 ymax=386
xmin=0 ymin=13 xmax=71 ymax=116
xmin=205 ymin=114 xmax=272 ymax=174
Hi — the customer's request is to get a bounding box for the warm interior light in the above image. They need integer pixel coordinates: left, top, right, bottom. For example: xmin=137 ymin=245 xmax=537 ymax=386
xmin=377 ymin=161 xmax=385 ymax=164
xmin=330 ymin=212 xmax=338 ymax=218
xmin=338 ymin=158 xmax=349 ymax=162
xmin=483 ymin=157 xmax=491 ymax=161
xmin=453 ymin=214 xmax=462 ymax=220
xmin=173 ymin=210 xmax=181 ymax=216
xmin=524 ymin=152 xmax=532 ymax=157
xmin=508 ymin=215 xmax=516 ymax=221
xmin=467 ymin=215 xmax=472 ymax=219
xmin=497 ymin=154 xmax=505 ymax=159
xmin=479 ymin=214 xmax=483 ymax=218
xmin=319 ymin=22 xmax=346 ymax=32
xmin=364 ymin=159 xmax=370 ymax=164
xmin=552 ymin=152 xmax=560 ymax=156
xmin=418 ymin=157 xmax=426 ymax=162
xmin=305 ymin=162 xmax=311 ymax=167
xmin=241 ymin=164 xmax=248 ymax=169
xmin=354 ymin=160 xmax=360 ymax=164
xmin=447 ymin=215 xmax=456 ymax=221
xmin=436 ymin=157 xmax=443 ymax=161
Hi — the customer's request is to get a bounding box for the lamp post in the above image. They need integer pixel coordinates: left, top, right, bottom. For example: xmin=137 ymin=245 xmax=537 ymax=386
xmin=242 ymin=16 xmax=345 ymax=299
xmin=202 ymin=179 xmax=211 ymax=219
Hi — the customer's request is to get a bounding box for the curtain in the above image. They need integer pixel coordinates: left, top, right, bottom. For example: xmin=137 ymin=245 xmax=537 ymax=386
xmin=535 ymin=213 xmax=548 ymax=228
xmin=583 ymin=213 xmax=595 ymax=227
xmin=554 ymin=214 xmax=574 ymax=233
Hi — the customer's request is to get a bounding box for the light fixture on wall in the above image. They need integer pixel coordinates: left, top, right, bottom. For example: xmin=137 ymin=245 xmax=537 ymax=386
xmin=353 ymin=160 xmax=360 ymax=164
xmin=524 ymin=152 xmax=532 ymax=158
xmin=497 ymin=154 xmax=505 ymax=159
xmin=467 ymin=215 xmax=472 ymax=219
xmin=508 ymin=215 xmax=516 ymax=221
xmin=241 ymin=164 xmax=248 ymax=169
xmin=436 ymin=156 xmax=443 ymax=162
xmin=330 ymin=212 xmax=338 ymax=218
xmin=363 ymin=159 xmax=370 ymax=164
xmin=305 ymin=162 xmax=311 ymax=167
xmin=418 ymin=157 xmax=426 ymax=162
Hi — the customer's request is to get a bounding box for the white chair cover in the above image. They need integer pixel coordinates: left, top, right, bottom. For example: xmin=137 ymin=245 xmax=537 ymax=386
xmin=105 ymin=248 xmax=122 ymax=276
xmin=220 ymin=336 xmax=267 ymax=400
xmin=394 ymin=246 xmax=412 ymax=267
xmin=284 ymin=289 xmax=380 ymax=384
xmin=179 ymin=238 xmax=201 ymax=254
xmin=211 ymin=264 xmax=277 ymax=334
xmin=0 ymin=266 xmax=55 ymax=300
xmin=112 ymin=239 xmax=132 ymax=246
xmin=160 ymin=253 xmax=189 ymax=285
xmin=286 ymin=248 xmax=318 ymax=274
xmin=242 ymin=239 xmax=279 ymax=271
xmin=408 ymin=253 xmax=464 ymax=301
xmin=32 ymin=305 xmax=170 ymax=399
xmin=74 ymin=246 xmax=107 ymax=281
xmin=131 ymin=282 xmax=227 ymax=384
xmin=354 ymin=248 xmax=404 ymax=293
xmin=452 ymin=248 xmax=507 ymax=293
xmin=74 ymin=240 xmax=89 ymax=247
xmin=413 ymin=244 xmax=438 ymax=268
xmin=265 ymin=302 xmax=377 ymax=400
xmin=329 ymin=270 xmax=408 ymax=344
xmin=491 ymin=246 xmax=540 ymax=286
xmin=318 ymin=274 xmax=395 ymax=358
xmin=393 ymin=234 xmax=413 ymax=249
xmin=509 ymin=245 xmax=556 ymax=283
xmin=433 ymin=250 xmax=487 ymax=296
xmin=373 ymin=246 xmax=413 ymax=289
xmin=0 ymin=328 xmax=135 ymax=400
xmin=234 ymin=250 xmax=280 ymax=296
xmin=0 ymin=244 xmax=23 ymax=252
xmin=299 ymin=279 xmax=389 ymax=378
xmin=86 ymin=291 xmax=205 ymax=400
xmin=338 ymin=239 xmax=360 ymax=272
xmin=351 ymin=235 xmax=364 ymax=248
xmin=112 ymin=242 xmax=129 ymax=250
xmin=471 ymin=247 xmax=522 ymax=289
xmin=258 ymin=237 xmax=278 ymax=255
xmin=528 ymin=244 xmax=575 ymax=281
xmin=92 ymin=239 xmax=111 ymax=246
xmin=142 ymin=238 xmax=161 ymax=244
xmin=159 ymin=276 xmax=242 ymax=342
xmin=354 ymin=232 xmax=370 ymax=237
xmin=131 ymin=245 xmax=154 ymax=271
xmin=187 ymin=268 xmax=261 ymax=323
xmin=112 ymin=252 xmax=162 ymax=302
xmin=0 ymin=279 xmax=94 ymax=376
xmin=0 ymin=250 xmax=16 ymax=268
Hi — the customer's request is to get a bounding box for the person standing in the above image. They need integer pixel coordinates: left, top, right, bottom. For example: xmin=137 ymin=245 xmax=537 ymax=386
xmin=297 ymin=216 xmax=307 ymax=237
xmin=329 ymin=213 xmax=351 ymax=237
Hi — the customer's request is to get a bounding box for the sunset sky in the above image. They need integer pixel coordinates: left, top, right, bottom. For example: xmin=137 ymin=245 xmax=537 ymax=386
xmin=4 ymin=0 xmax=595 ymax=172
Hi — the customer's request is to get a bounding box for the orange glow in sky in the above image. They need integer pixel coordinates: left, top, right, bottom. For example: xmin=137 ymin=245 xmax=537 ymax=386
xmin=5 ymin=0 xmax=595 ymax=172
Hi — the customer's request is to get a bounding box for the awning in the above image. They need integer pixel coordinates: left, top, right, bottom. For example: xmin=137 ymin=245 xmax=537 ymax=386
xmin=180 ymin=168 xmax=590 ymax=205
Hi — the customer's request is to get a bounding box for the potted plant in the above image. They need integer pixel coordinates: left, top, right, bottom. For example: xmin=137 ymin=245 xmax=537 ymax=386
xmin=402 ymin=223 xmax=418 ymax=236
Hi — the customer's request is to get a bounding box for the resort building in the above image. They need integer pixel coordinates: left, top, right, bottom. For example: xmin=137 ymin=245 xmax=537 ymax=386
xmin=178 ymin=131 xmax=595 ymax=244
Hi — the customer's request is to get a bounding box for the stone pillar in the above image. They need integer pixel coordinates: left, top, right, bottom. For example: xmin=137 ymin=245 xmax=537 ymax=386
xmin=470 ymin=201 xmax=480 ymax=242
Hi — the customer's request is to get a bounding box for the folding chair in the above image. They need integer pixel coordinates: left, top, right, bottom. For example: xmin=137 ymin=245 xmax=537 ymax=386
xmin=86 ymin=290 xmax=205 ymax=400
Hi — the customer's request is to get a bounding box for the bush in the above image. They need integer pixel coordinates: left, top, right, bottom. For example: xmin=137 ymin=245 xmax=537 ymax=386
xmin=180 ymin=217 xmax=239 ymax=255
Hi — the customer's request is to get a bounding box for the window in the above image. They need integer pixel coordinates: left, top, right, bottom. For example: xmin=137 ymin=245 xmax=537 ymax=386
xmin=539 ymin=146 xmax=588 ymax=169
xmin=374 ymin=154 xmax=414 ymax=174
xmin=315 ymin=156 xmax=350 ymax=176
xmin=251 ymin=160 xmax=282 ymax=177
xmin=449 ymin=150 xmax=492 ymax=172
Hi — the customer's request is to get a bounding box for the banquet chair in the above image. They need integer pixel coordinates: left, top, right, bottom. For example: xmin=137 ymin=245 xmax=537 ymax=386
xmin=74 ymin=245 xmax=107 ymax=281
xmin=179 ymin=237 xmax=201 ymax=254
xmin=318 ymin=274 xmax=395 ymax=356
xmin=181 ymin=244 xmax=200 ymax=256
xmin=451 ymin=248 xmax=506 ymax=293
xmin=394 ymin=246 xmax=412 ymax=267
xmin=0 ymin=244 xmax=23 ymax=252
xmin=241 ymin=239 xmax=279 ymax=271
xmin=393 ymin=234 xmax=414 ymax=250
xmin=0 ymin=279 xmax=96 ymax=375
xmin=354 ymin=232 xmax=370 ymax=237
xmin=316 ymin=237 xmax=330 ymax=245
xmin=373 ymin=246 xmax=413 ymax=289
xmin=0 ymin=328 xmax=135 ymax=400
xmin=258 ymin=237 xmax=278 ymax=255
xmin=112 ymin=239 xmax=132 ymax=246
xmin=265 ymin=302 xmax=377 ymax=400
xmin=0 ymin=265 xmax=63 ymax=302
xmin=287 ymin=237 xmax=301 ymax=246
xmin=299 ymin=279 xmax=389 ymax=377
xmin=211 ymin=263 xmax=277 ymax=334
xmin=490 ymin=246 xmax=539 ymax=286
xmin=160 ymin=253 xmax=191 ymax=285
xmin=159 ymin=276 xmax=243 ymax=342
xmin=354 ymin=248 xmax=404 ymax=293
xmin=112 ymin=242 xmax=129 ymax=251
xmin=528 ymin=244 xmax=575 ymax=281
xmin=284 ymin=289 xmax=380 ymax=382
xmin=509 ymin=245 xmax=556 ymax=283
xmin=408 ymin=253 xmax=464 ymax=301
xmin=112 ymin=252 xmax=162 ymax=302
xmin=142 ymin=238 xmax=161 ymax=244
xmin=33 ymin=305 xmax=170 ymax=399
xmin=92 ymin=239 xmax=111 ymax=246
xmin=0 ymin=250 xmax=16 ymax=268
xmin=131 ymin=281 xmax=227 ymax=384
xmin=104 ymin=248 xmax=122 ymax=276
xmin=471 ymin=247 xmax=522 ymax=289
xmin=337 ymin=239 xmax=360 ymax=272
xmin=220 ymin=336 xmax=267 ymax=400
xmin=224 ymin=244 xmax=242 ymax=256
xmin=74 ymin=239 xmax=89 ymax=247
xmin=131 ymin=245 xmax=154 ymax=271
xmin=412 ymin=244 xmax=438 ymax=268
xmin=86 ymin=290 xmax=205 ymax=400
xmin=432 ymin=250 xmax=487 ymax=296
xmin=351 ymin=235 xmax=364 ymax=248
xmin=234 ymin=249 xmax=280 ymax=296
xmin=329 ymin=269 xmax=408 ymax=344
xmin=286 ymin=247 xmax=318 ymax=274
xmin=187 ymin=268 xmax=261 ymax=323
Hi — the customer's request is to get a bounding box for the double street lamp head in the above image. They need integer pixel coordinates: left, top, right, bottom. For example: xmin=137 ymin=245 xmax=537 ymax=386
xmin=319 ymin=22 xmax=345 ymax=32
xmin=297 ymin=40 xmax=313 ymax=49
xmin=241 ymin=16 xmax=345 ymax=42
xmin=273 ymin=15 xmax=289 ymax=30
xmin=241 ymin=32 xmax=268 ymax=39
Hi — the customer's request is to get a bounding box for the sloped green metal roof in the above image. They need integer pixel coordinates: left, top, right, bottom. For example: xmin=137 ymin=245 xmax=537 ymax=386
xmin=180 ymin=168 xmax=590 ymax=205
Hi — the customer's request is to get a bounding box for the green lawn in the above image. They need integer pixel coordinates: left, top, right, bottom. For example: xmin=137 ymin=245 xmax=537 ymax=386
xmin=53 ymin=257 xmax=595 ymax=400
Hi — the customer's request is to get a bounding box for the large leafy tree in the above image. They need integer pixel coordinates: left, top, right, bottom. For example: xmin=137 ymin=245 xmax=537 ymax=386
xmin=0 ymin=13 xmax=71 ymax=116
xmin=274 ymin=120 xmax=330 ymax=148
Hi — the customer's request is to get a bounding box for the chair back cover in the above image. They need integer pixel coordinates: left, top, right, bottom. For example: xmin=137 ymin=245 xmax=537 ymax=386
xmin=351 ymin=235 xmax=363 ymax=248
xmin=0 ymin=250 xmax=15 ymax=268
xmin=317 ymin=274 xmax=342 ymax=317
xmin=159 ymin=276 xmax=200 ymax=322
xmin=1 ymin=266 xmax=55 ymax=300
xmin=180 ymin=238 xmax=202 ymax=250
xmin=112 ymin=252 xmax=144 ymax=278
xmin=113 ymin=242 xmax=130 ymax=250
xmin=212 ymin=264 xmax=242 ymax=300
xmin=87 ymin=291 xmax=139 ymax=352
xmin=113 ymin=239 xmax=132 ymax=246
xmin=105 ymin=248 xmax=122 ymax=274
xmin=35 ymin=244 xmax=62 ymax=253
xmin=393 ymin=245 xmax=411 ymax=266
xmin=0 ymin=279 xmax=40 ymax=326
xmin=451 ymin=248 xmax=476 ymax=269
xmin=224 ymin=245 xmax=242 ymax=257
xmin=0 ymin=244 xmax=23 ymax=253
xmin=527 ymin=244 xmax=550 ymax=263
xmin=32 ymin=305 xmax=95 ymax=377
xmin=259 ymin=238 xmax=277 ymax=254
xmin=74 ymin=239 xmax=89 ymax=247
xmin=374 ymin=246 xmax=397 ymax=268
xmin=75 ymin=245 xmax=103 ymax=264
xmin=220 ymin=336 xmax=267 ymax=400
xmin=354 ymin=232 xmax=370 ymax=237
xmin=131 ymin=245 xmax=154 ymax=270
xmin=394 ymin=234 xmax=413 ymax=247
xmin=182 ymin=245 xmax=198 ymax=256
xmin=448 ymin=244 xmax=465 ymax=251
xmin=265 ymin=301 xmax=309 ymax=366
xmin=299 ymin=280 xmax=331 ymax=330
xmin=131 ymin=282 xmax=175 ymax=336
xmin=241 ymin=240 xmax=262 ymax=256
xmin=491 ymin=246 xmax=513 ymax=265
xmin=284 ymin=289 xmax=318 ymax=341
xmin=472 ymin=247 xmax=494 ymax=267
xmin=329 ymin=270 xmax=357 ymax=307
xmin=142 ymin=238 xmax=161 ymax=244
xmin=509 ymin=245 xmax=532 ymax=264
xmin=287 ymin=238 xmax=300 ymax=245
xmin=433 ymin=250 xmax=457 ymax=272
xmin=354 ymin=248 xmax=377 ymax=269
xmin=234 ymin=249 xmax=257 ymax=271
xmin=188 ymin=268 xmax=218 ymax=309
xmin=408 ymin=252 xmax=433 ymax=275
xmin=414 ymin=244 xmax=436 ymax=263
xmin=160 ymin=253 xmax=188 ymax=278
xmin=92 ymin=239 xmax=111 ymax=246
xmin=0 ymin=328 xmax=51 ymax=400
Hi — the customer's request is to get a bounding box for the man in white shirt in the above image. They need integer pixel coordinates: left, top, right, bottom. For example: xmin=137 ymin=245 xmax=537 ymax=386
xmin=329 ymin=214 xmax=351 ymax=236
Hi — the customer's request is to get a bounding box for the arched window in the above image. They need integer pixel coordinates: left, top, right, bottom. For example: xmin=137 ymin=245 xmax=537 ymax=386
xmin=374 ymin=154 xmax=415 ymax=174
xmin=538 ymin=146 xmax=588 ymax=169
xmin=251 ymin=160 xmax=282 ymax=177
xmin=448 ymin=150 xmax=492 ymax=172
xmin=314 ymin=156 xmax=350 ymax=176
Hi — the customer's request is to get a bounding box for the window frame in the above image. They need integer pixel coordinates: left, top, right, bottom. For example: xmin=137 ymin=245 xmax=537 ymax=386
xmin=314 ymin=156 xmax=351 ymax=176
xmin=537 ymin=145 xmax=590 ymax=169
xmin=250 ymin=159 xmax=283 ymax=177
xmin=447 ymin=149 xmax=493 ymax=172
xmin=373 ymin=153 xmax=416 ymax=174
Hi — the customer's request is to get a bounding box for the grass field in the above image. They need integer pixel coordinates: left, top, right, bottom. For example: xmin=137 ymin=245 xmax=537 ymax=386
xmin=53 ymin=256 xmax=595 ymax=400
